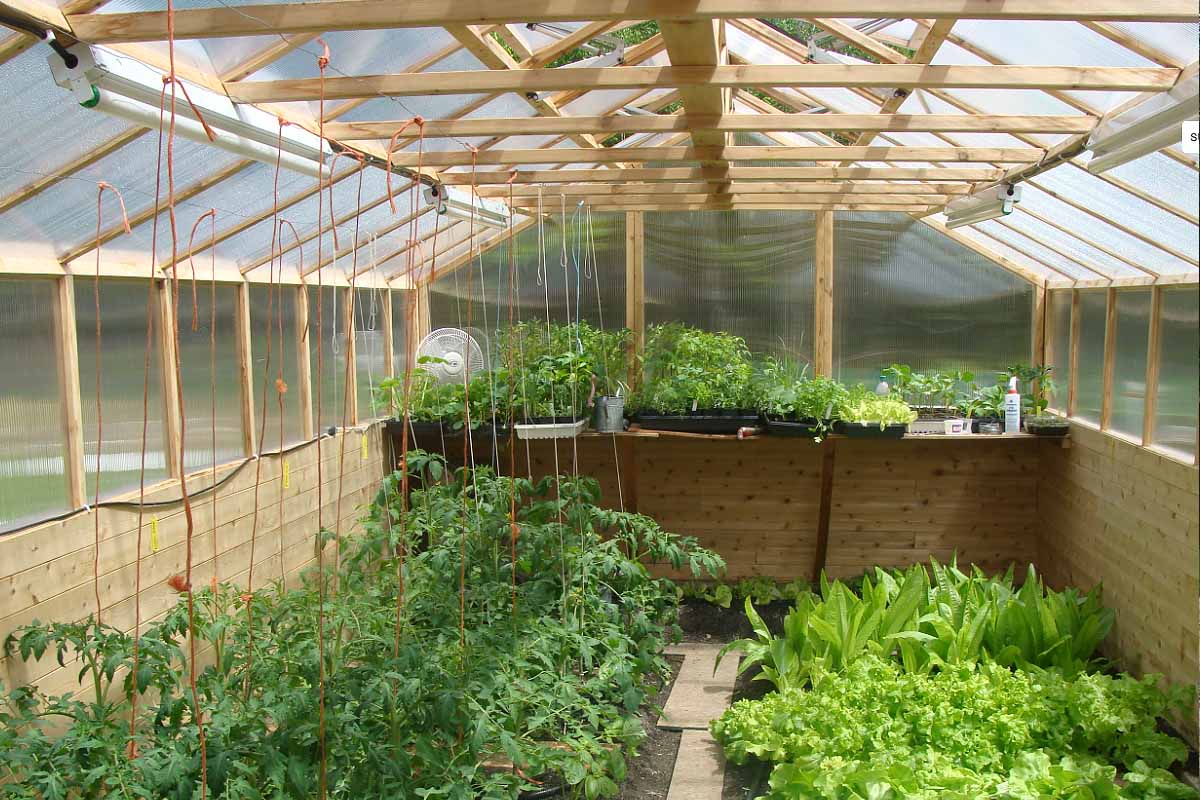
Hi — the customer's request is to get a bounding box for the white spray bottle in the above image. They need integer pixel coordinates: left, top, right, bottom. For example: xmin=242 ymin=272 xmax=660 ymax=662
xmin=1004 ymin=376 xmax=1022 ymax=434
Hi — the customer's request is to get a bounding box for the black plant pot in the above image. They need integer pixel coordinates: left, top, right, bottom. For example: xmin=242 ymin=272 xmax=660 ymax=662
xmin=636 ymin=411 xmax=759 ymax=434
xmin=834 ymin=421 xmax=908 ymax=439
xmin=763 ymin=415 xmax=825 ymax=438
xmin=970 ymin=416 xmax=1002 ymax=433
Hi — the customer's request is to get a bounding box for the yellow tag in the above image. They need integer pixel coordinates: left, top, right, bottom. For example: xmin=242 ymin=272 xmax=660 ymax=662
xmin=149 ymin=517 xmax=159 ymax=552
xmin=361 ymin=435 xmax=369 ymax=461
xmin=282 ymin=460 xmax=291 ymax=490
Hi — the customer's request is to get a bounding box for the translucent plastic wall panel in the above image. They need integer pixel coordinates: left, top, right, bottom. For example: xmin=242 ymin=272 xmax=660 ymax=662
xmin=0 ymin=280 xmax=66 ymax=532
xmin=391 ymin=290 xmax=410 ymax=378
xmin=833 ymin=213 xmax=1033 ymax=388
xmin=1110 ymin=290 xmax=1151 ymax=440
xmin=353 ymin=287 xmax=389 ymax=421
xmin=176 ymin=283 xmax=245 ymax=471
xmin=1048 ymin=290 xmax=1072 ymax=410
xmin=430 ymin=213 xmax=627 ymax=343
xmin=248 ymin=285 xmax=305 ymax=449
xmin=308 ymin=287 xmax=350 ymax=431
xmin=644 ymin=211 xmax=814 ymax=362
xmin=1074 ymin=290 xmax=1108 ymax=425
xmin=1152 ymin=288 xmax=1199 ymax=459
xmin=76 ymin=279 xmax=168 ymax=501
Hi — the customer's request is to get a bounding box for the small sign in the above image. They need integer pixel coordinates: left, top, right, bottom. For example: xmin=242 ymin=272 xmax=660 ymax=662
xmin=361 ymin=435 xmax=369 ymax=461
xmin=1183 ymin=121 xmax=1199 ymax=155
xmin=282 ymin=460 xmax=290 ymax=489
xmin=149 ymin=517 xmax=159 ymax=552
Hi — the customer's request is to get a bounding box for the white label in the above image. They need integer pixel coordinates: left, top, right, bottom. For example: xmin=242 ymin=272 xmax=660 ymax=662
xmin=1184 ymin=121 xmax=1199 ymax=155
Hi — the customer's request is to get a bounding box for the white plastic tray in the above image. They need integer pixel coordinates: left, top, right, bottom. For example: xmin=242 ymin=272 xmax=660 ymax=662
xmin=515 ymin=418 xmax=588 ymax=440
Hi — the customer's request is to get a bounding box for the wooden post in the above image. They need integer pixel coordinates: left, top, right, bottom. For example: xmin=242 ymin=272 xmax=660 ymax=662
xmin=415 ymin=283 xmax=432 ymax=343
xmin=1141 ymin=286 xmax=1163 ymax=446
xmin=811 ymin=437 xmax=837 ymax=584
xmin=625 ymin=211 xmax=645 ymax=386
xmin=1100 ymin=287 xmax=1117 ymax=431
xmin=1031 ymin=283 xmax=1047 ymax=409
xmin=814 ymin=210 xmax=834 ymax=377
xmin=52 ymin=275 xmax=87 ymax=509
xmin=1067 ymin=290 xmax=1081 ymax=418
xmin=156 ymin=280 xmax=183 ymax=479
xmin=295 ymin=284 xmax=314 ymax=441
xmin=234 ymin=282 xmax=256 ymax=456
xmin=343 ymin=287 xmax=359 ymax=426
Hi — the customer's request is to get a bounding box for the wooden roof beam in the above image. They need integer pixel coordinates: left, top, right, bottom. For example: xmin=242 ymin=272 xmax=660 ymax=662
xmin=438 ymin=165 xmax=1004 ymax=184
xmin=68 ymin=2 xmax=1200 ymax=43
xmin=227 ymin=64 xmax=1180 ymax=102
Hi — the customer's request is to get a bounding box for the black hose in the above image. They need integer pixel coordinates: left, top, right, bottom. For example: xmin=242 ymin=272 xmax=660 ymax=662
xmin=519 ymin=785 xmax=564 ymax=799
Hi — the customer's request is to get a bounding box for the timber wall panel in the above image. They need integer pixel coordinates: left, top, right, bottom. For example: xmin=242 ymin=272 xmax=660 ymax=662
xmin=489 ymin=436 xmax=1036 ymax=580
xmin=1037 ymin=423 xmax=1199 ymax=744
xmin=0 ymin=425 xmax=386 ymax=696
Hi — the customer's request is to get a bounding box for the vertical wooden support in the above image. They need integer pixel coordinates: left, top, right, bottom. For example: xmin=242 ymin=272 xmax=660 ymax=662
xmin=52 ymin=275 xmax=87 ymax=509
xmin=156 ymin=280 xmax=183 ymax=479
xmin=1142 ymin=286 xmax=1163 ymax=446
xmin=811 ymin=437 xmax=837 ymax=584
xmin=343 ymin=286 xmax=359 ymax=425
xmin=1032 ymin=284 xmax=1047 ymax=367
xmin=234 ymin=282 xmax=256 ymax=456
xmin=381 ymin=288 xmax=395 ymax=381
xmin=415 ymin=283 xmax=432 ymax=343
xmin=1100 ymin=287 xmax=1117 ymax=431
xmin=625 ymin=211 xmax=645 ymax=386
xmin=295 ymin=284 xmax=314 ymax=441
xmin=814 ymin=210 xmax=834 ymax=377
xmin=1067 ymin=290 xmax=1081 ymax=418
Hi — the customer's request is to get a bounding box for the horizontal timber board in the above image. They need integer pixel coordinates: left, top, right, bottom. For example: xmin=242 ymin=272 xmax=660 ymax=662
xmin=326 ymin=113 xmax=1098 ymax=139
xmin=70 ymin=3 xmax=1200 ymax=42
xmin=438 ymin=166 xmax=1004 ymax=184
xmin=228 ymin=65 xmax=1180 ymax=103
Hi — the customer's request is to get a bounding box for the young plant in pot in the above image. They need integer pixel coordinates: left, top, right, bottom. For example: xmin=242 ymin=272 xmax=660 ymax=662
xmin=760 ymin=359 xmax=848 ymax=441
xmin=1005 ymin=363 xmax=1067 ymax=435
xmin=834 ymin=384 xmax=918 ymax=438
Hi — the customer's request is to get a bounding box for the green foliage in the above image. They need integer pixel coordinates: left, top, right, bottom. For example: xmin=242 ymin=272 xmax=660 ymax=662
xmin=1 ymin=454 xmax=723 ymax=798
xmin=884 ymin=364 xmax=976 ymax=412
xmin=834 ymin=385 xmax=918 ymax=429
xmin=711 ymin=655 xmax=1196 ymax=799
xmin=758 ymin=358 xmax=849 ymax=440
xmin=636 ymin=324 xmax=758 ymax=413
xmin=680 ymin=577 xmax=810 ymax=609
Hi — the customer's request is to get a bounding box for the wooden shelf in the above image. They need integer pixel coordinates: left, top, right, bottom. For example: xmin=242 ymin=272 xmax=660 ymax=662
xmin=579 ymin=426 xmax=1056 ymax=442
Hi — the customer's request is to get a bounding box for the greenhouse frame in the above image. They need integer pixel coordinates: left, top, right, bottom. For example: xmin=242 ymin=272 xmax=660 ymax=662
xmin=0 ymin=1 xmax=1197 ymax=797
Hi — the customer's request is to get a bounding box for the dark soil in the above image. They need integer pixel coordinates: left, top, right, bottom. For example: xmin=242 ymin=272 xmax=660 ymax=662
xmin=677 ymin=598 xmax=792 ymax=644
xmin=614 ymin=654 xmax=684 ymax=800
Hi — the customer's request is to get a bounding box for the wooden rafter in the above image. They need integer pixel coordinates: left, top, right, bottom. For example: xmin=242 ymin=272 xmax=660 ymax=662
xmin=325 ymin=113 xmax=1097 ymax=140
xmin=225 ymin=64 xmax=1179 ymax=103
xmin=478 ymin=181 xmax=968 ymax=197
xmin=509 ymin=194 xmax=938 ymax=208
xmin=385 ymin=145 xmax=1048 ymax=168
xmin=66 ymin=1 xmax=1200 ymax=43
xmin=437 ymin=166 xmax=1003 ymax=184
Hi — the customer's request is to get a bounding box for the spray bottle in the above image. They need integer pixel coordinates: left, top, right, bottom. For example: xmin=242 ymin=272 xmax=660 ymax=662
xmin=1004 ymin=376 xmax=1022 ymax=434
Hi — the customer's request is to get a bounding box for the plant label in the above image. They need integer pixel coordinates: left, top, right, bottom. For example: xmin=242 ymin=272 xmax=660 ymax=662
xmin=362 ymin=435 xmax=369 ymax=461
xmin=282 ymin=460 xmax=290 ymax=489
xmin=150 ymin=517 xmax=159 ymax=552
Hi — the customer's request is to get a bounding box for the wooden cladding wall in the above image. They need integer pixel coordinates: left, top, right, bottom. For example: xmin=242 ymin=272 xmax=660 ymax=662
xmin=0 ymin=425 xmax=385 ymax=700
xmin=1038 ymin=423 xmax=1199 ymax=744
xmin=495 ymin=434 xmax=1039 ymax=580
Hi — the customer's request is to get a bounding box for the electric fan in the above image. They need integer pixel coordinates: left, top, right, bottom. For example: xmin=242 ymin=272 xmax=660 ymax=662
xmin=413 ymin=327 xmax=487 ymax=384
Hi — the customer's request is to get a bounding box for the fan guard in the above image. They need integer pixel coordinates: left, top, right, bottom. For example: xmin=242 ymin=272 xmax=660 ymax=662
xmin=414 ymin=327 xmax=487 ymax=384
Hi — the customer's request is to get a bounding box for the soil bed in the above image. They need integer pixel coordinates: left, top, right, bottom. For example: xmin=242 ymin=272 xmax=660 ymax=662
xmin=614 ymin=654 xmax=684 ymax=800
xmin=677 ymin=597 xmax=792 ymax=643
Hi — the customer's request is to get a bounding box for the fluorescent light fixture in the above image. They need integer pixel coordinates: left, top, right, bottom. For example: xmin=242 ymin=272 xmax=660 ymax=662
xmin=1086 ymin=71 xmax=1198 ymax=174
xmin=945 ymin=183 xmax=1022 ymax=229
xmin=423 ymin=183 xmax=510 ymax=229
xmin=49 ymin=44 xmax=326 ymax=176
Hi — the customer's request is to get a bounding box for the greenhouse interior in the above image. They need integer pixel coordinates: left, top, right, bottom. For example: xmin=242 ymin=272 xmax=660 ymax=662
xmin=0 ymin=1 xmax=1198 ymax=797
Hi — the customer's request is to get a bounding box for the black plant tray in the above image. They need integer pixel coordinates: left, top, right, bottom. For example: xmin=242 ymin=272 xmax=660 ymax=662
xmin=1025 ymin=421 xmax=1069 ymax=436
xmin=834 ymin=421 xmax=909 ymax=439
xmin=763 ymin=416 xmax=825 ymax=438
xmin=970 ymin=416 xmax=1002 ymax=433
xmin=636 ymin=411 xmax=759 ymax=435
xmin=385 ymin=418 xmax=509 ymax=449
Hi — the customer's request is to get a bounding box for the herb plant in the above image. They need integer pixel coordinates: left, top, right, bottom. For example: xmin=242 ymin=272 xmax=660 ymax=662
xmin=636 ymin=324 xmax=757 ymax=413
xmin=834 ymin=385 xmax=918 ymax=429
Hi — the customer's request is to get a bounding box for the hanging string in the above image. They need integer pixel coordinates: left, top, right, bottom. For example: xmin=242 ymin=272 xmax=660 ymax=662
xmin=185 ymin=211 xmax=219 ymax=592
xmin=506 ymin=172 xmax=520 ymax=622
xmin=459 ymin=146 xmax=480 ymax=655
xmin=313 ymin=40 xmax=331 ymax=800
xmin=333 ymin=160 xmax=367 ymax=593
xmin=587 ymin=208 xmax=625 ymax=513
xmin=275 ymin=220 xmax=302 ymax=584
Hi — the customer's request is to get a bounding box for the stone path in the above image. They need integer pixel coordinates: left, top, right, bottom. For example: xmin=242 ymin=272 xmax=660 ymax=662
xmin=658 ymin=643 xmax=741 ymax=800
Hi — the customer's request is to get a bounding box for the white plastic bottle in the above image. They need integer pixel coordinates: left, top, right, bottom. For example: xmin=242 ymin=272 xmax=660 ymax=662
xmin=874 ymin=374 xmax=890 ymax=396
xmin=1004 ymin=376 xmax=1022 ymax=434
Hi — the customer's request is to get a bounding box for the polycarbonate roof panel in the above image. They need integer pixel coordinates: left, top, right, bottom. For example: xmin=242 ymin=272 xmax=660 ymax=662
xmin=725 ymin=25 xmax=800 ymax=66
xmin=974 ymin=220 xmax=1107 ymax=281
xmin=0 ymin=48 xmax=134 ymax=199
xmin=948 ymin=225 xmax=1058 ymax=280
xmin=952 ymin=20 xmax=1157 ymax=68
xmin=1001 ymin=212 xmax=1159 ymax=279
xmin=246 ymin=28 xmax=456 ymax=81
xmin=1102 ymin=22 xmax=1200 ymax=64
xmin=0 ymin=135 xmax=239 ymax=256
xmin=1103 ymin=153 xmax=1200 ymax=219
